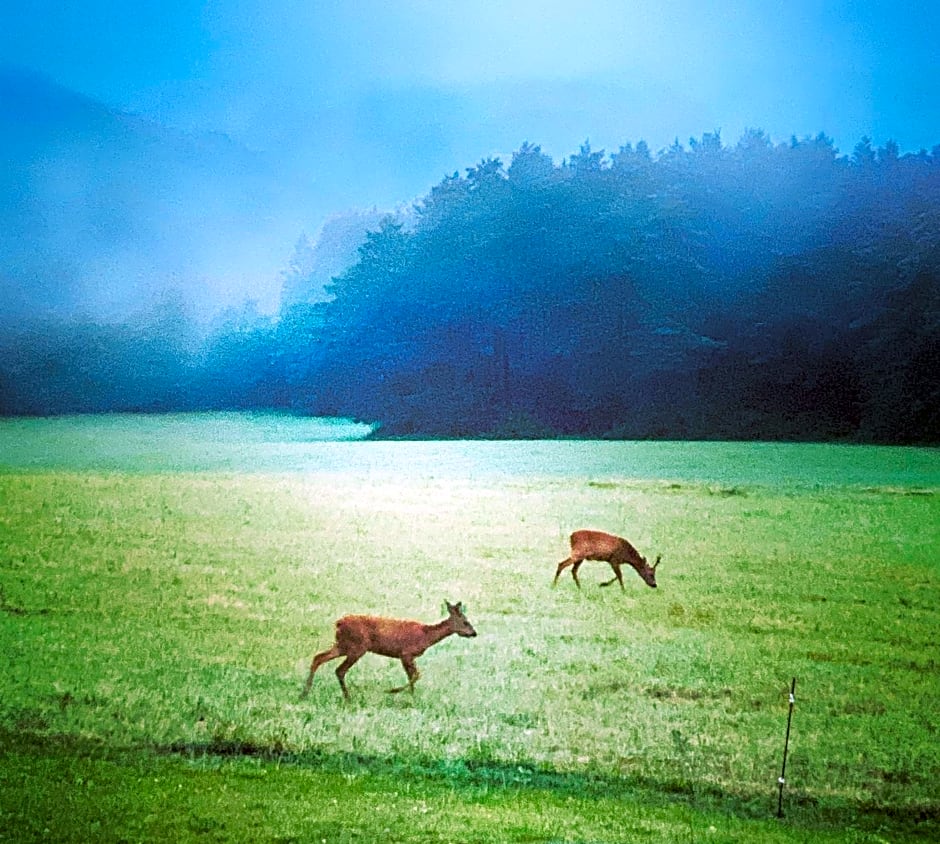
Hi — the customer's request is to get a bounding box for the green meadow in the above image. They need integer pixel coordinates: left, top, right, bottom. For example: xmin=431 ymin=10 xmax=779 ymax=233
xmin=1 ymin=414 xmax=938 ymax=842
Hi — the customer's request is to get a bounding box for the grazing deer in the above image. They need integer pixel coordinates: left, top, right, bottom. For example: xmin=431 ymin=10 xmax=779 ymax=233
xmin=553 ymin=530 xmax=661 ymax=590
xmin=300 ymin=601 xmax=477 ymax=701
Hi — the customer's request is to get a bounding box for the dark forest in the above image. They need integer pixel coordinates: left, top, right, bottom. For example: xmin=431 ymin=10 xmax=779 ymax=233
xmin=3 ymin=130 xmax=938 ymax=443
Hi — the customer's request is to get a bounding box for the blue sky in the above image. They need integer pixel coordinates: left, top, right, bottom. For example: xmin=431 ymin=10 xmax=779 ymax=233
xmin=5 ymin=2 xmax=938 ymax=185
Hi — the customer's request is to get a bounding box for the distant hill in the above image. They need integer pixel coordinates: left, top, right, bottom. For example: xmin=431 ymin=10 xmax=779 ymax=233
xmin=0 ymin=65 xmax=310 ymax=323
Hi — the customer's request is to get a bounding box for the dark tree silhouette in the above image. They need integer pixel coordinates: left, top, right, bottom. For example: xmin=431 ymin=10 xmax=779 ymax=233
xmin=3 ymin=129 xmax=938 ymax=444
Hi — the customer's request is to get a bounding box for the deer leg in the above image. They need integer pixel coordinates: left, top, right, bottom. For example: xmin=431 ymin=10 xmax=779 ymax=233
xmin=600 ymin=563 xmax=625 ymax=590
xmin=553 ymin=557 xmax=574 ymax=586
xmin=571 ymin=561 xmax=583 ymax=589
xmin=300 ymin=645 xmax=343 ymax=699
xmin=389 ymin=656 xmax=420 ymax=694
xmin=334 ymin=652 xmax=364 ymax=701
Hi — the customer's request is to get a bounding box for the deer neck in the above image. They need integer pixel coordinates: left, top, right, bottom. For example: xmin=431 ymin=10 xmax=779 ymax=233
xmin=423 ymin=619 xmax=455 ymax=646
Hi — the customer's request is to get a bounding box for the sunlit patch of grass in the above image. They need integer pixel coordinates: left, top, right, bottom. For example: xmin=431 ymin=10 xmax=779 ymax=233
xmin=1 ymin=425 xmax=939 ymax=840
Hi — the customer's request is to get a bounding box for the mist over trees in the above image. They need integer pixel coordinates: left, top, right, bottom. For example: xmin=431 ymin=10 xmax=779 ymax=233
xmin=2 ymin=130 xmax=938 ymax=443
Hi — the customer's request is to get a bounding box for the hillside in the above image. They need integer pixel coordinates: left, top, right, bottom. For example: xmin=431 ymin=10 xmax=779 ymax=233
xmin=0 ymin=65 xmax=307 ymax=322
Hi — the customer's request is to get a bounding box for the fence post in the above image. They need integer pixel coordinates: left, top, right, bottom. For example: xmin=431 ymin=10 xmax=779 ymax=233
xmin=777 ymin=677 xmax=797 ymax=818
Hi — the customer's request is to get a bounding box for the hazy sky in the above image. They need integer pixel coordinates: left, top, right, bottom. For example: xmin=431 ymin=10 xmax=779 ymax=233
xmin=5 ymin=1 xmax=939 ymax=203
xmin=3 ymin=0 xmax=939 ymax=319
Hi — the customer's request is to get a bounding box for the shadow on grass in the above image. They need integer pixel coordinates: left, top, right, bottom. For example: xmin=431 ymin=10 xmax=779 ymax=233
xmin=3 ymin=727 xmax=937 ymax=840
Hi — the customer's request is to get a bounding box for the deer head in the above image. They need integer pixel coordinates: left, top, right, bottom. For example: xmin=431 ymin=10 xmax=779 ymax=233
xmin=446 ymin=601 xmax=478 ymax=637
xmin=639 ymin=555 xmax=661 ymax=588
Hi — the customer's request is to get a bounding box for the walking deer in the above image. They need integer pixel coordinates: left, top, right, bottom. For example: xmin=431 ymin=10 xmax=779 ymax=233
xmin=553 ymin=530 xmax=661 ymax=590
xmin=300 ymin=601 xmax=477 ymax=701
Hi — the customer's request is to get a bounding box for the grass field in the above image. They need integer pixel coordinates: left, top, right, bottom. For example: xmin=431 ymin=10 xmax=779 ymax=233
xmin=1 ymin=414 xmax=938 ymax=842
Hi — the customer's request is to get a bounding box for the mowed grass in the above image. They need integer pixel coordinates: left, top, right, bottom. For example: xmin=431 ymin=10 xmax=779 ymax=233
xmin=0 ymin=416 xmax=938 ymax=842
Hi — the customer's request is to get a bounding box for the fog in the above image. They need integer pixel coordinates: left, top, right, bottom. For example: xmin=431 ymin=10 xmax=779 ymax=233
xmin=1 ymin=67 xmax=319 ymax=324
xmin=1 ymin=5 xmax=938 ymax=441
xmin=2 ymin=129 xmax=937 ymax=443
xmin=4 ymin=4 xmax=939 ymax=325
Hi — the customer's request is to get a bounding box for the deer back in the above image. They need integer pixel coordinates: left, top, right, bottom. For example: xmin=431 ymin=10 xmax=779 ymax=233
xmin=570 ymin=530 xmax=640 ymax=563
xmin=335 ymin=615 xmax=424 ymax=657
xmin=335 ymin=602 xmax=475 ymax=659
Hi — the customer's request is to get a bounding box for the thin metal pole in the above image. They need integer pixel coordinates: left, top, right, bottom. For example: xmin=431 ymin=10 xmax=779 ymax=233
xmin=777 ymin=677 xmax=797 ymax=818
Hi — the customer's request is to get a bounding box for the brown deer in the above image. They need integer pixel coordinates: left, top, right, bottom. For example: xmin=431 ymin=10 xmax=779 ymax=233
xmin=300 ymin=601 xmax=477 ymax=701
xmin=553 ymin=530 xmax=661 ymax=590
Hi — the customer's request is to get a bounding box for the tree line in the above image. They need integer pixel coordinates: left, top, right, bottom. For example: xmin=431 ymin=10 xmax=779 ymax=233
xmin=2 ymin=130 xmax=938 ymax=443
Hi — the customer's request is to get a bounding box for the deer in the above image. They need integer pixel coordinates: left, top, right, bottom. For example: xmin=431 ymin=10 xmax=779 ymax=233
xmin=553 ymin=529 xmax=661 ymax=590
xmin=300 ymin=601 xmax=477 ymax=701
